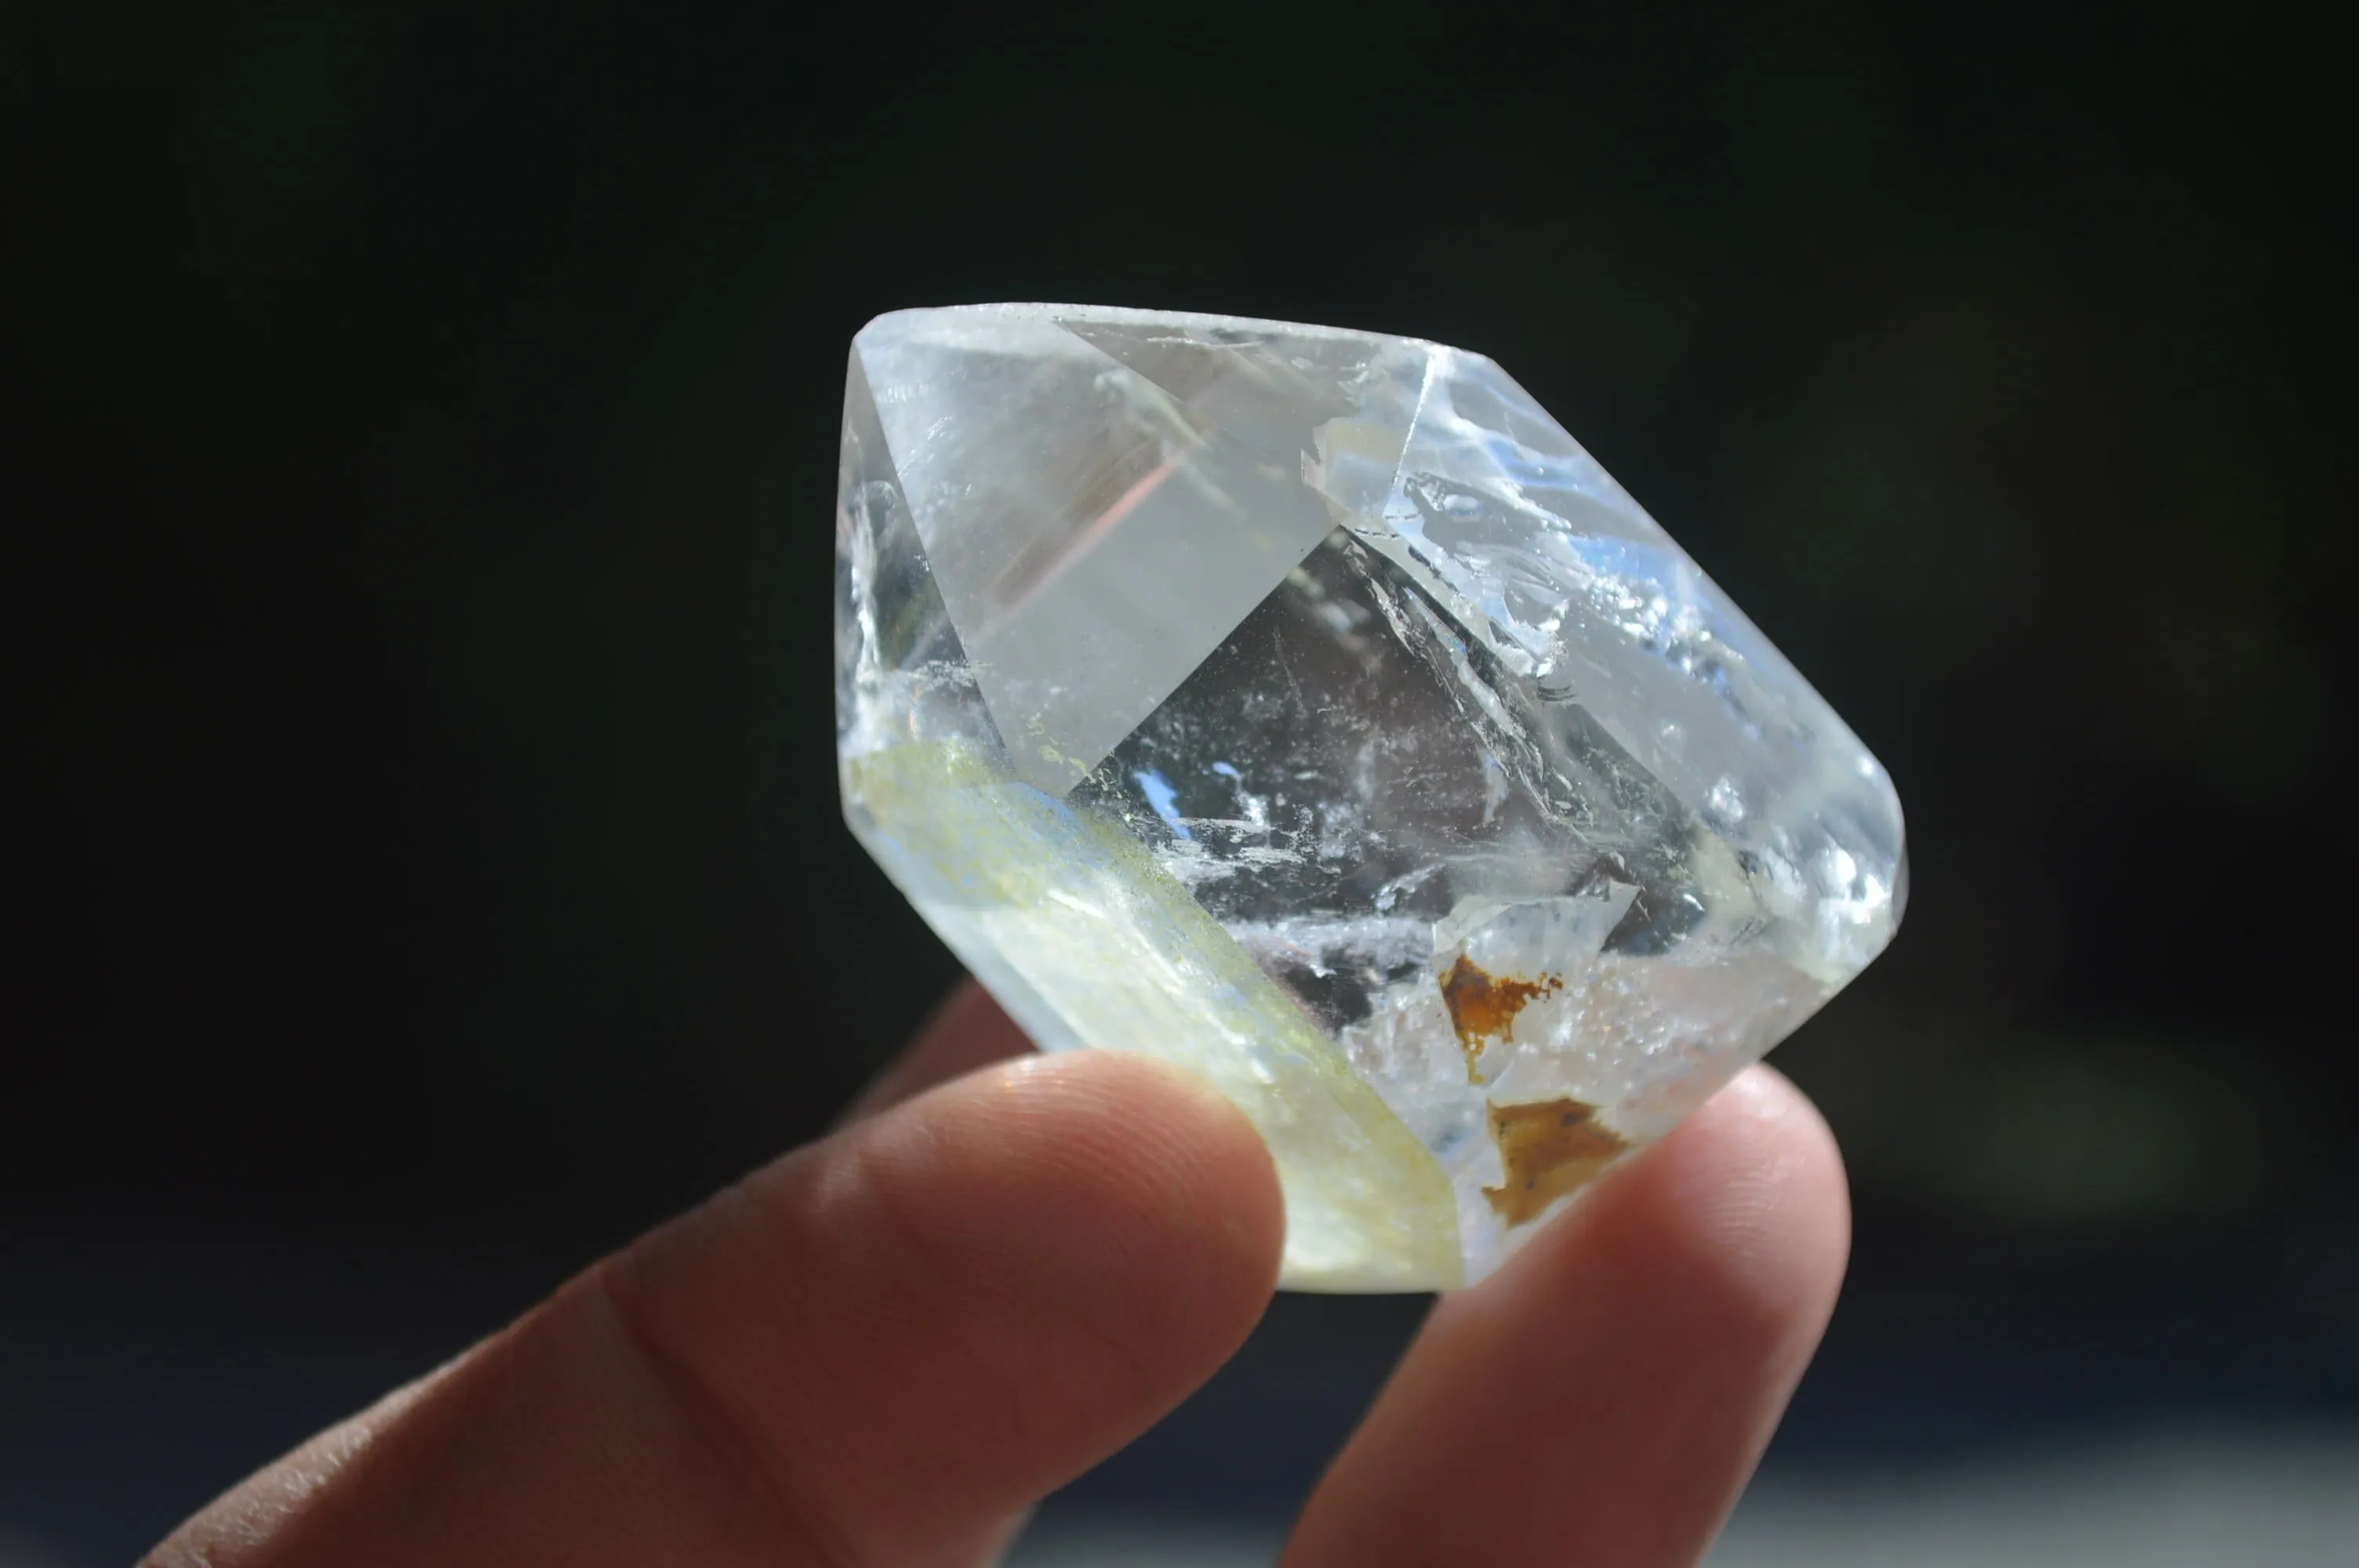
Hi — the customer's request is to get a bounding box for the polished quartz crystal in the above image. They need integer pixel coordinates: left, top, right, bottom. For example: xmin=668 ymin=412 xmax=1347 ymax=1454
xmin=835 ymin=305 xmax=1904 ymax=1290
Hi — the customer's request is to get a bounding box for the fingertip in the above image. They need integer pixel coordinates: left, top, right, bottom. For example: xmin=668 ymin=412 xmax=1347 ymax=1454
xmin=1282 ymin=1065 xmax=1853 ymax=1568
xmin=865 ymin=1049 xmax=1287 ymax=1351
xmin=1590 ymin=1065 xmax=1852 ymax=1343
xmin=842 ymin=989 xmax=1289 ymax=1320
xmin=604 ymin=1046 xmax=1285 ymax=1564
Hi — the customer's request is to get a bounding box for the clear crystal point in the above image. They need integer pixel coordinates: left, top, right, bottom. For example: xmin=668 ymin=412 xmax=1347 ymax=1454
xmin=836 ymin=304 xmax=1905 ymax=1290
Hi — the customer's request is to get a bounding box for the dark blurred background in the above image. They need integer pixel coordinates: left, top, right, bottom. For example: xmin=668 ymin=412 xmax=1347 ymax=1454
xmin=5 ymin=5 xmax=2354 ymax=1563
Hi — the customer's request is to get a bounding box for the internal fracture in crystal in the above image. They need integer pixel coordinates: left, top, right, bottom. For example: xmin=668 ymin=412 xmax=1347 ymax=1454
xmin=836 ymin=304 xmax=1904 ymax=1290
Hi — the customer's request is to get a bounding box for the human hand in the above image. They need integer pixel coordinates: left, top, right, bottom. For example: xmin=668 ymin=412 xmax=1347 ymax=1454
xmin=151 ymin=980 xmax=1849 ymax=1568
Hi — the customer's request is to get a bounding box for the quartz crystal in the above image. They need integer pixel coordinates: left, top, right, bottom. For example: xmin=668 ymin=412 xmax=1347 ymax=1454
xmin=835 ymin=304 xmax=1904 ymax=1291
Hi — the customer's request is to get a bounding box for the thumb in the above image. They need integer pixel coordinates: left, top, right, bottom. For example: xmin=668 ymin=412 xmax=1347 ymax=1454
xmin=151 ymin=1049 xmax=1285 ymax=1568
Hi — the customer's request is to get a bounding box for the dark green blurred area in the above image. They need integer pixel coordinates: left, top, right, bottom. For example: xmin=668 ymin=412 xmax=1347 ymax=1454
xmin=4 ymin=4 xmax=2354 ymax=1552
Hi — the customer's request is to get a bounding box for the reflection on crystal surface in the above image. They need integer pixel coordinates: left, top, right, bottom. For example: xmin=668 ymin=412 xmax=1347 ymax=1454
xmin=838 ymin=304 xmax=1903 ymax=1290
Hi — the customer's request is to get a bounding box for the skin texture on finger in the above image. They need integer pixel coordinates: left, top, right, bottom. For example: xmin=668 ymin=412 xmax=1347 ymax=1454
xmin=1281 ymin=1066 xmax=1850 ymax=1568
xmin=149 ymin=1050 xmax=1284 ymax=1568
xmin=838 ymin=981 xmax=1047 ymax=1561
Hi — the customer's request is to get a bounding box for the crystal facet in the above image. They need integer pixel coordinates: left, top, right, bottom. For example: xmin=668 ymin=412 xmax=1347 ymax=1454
xmin=836 ymin=304 xmax=1905 ymax=1290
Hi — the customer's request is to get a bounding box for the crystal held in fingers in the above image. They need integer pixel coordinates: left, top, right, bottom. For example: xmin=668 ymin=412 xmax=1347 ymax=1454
xmin=835 ymin=304 xmax=1904 ymax=1291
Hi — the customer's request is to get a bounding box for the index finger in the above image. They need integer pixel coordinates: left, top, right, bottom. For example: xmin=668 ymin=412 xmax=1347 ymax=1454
xmin=1282 ymin=1065 xmax=1852 ymax=1568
